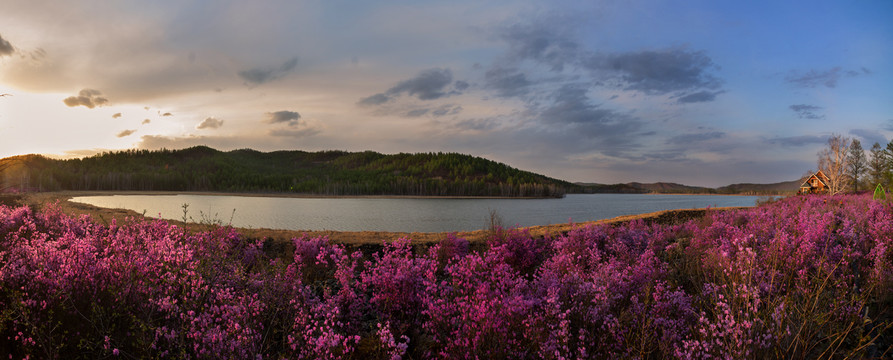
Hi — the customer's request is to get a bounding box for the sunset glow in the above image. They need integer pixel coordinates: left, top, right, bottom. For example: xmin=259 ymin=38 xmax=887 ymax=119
xmin=1 ymin=0 xmax=891 ymax=186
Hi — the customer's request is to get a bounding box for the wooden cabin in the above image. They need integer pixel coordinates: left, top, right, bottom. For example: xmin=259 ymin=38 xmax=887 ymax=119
xmin=798 ymin=170 xmax=830 ymax=195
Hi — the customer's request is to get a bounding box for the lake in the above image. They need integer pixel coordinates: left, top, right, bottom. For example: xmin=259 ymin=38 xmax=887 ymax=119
xmin=69 ymin=193 xmax=764 ymax=233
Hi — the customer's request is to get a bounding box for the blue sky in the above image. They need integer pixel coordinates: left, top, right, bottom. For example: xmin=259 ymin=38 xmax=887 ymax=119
xmin=0 ymin=0 xmax=891 ymax=186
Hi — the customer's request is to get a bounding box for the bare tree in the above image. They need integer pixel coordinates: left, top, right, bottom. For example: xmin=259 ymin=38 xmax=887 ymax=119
xmin=868 ymin=142 xmax=887 ymax=187
xmin=846 ymin=139 xmax=866 ymax=192
xmin=817 ymin=134 xmax=850 ymax=195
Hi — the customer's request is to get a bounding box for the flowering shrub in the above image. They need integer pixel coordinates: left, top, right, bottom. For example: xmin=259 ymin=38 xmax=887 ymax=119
xmin=0 ymin=194 xmax=890 ymax=358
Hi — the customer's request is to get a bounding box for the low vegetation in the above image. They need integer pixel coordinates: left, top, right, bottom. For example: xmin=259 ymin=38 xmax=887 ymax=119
xmin=1 ymin=194 xmax=890 ymax=358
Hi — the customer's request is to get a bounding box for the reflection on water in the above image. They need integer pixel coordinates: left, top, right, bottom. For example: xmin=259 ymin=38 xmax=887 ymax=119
xmin=71 ymin=194 xmax=761 ymax=233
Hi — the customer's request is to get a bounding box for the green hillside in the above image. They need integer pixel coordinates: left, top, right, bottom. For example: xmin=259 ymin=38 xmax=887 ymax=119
xmin=0 ymin=147 xmax=573 ymax=197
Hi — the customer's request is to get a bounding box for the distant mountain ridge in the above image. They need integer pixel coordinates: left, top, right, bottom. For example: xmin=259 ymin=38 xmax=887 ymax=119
xmin=716 ymin=180 xmax=802 ymax=194
xmin=575 ymin=179 xmax=801 ymax=195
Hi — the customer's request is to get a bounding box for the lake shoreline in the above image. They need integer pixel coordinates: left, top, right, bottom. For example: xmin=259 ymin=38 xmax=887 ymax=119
xmin=9 ymin=191 xmax=754 ymax=245
xmin=46 ymin=190 xmax=562 ymax=200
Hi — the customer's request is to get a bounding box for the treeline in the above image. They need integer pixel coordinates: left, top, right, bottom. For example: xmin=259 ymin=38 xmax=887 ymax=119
xmin=1 ymin=147 xmax=572 ymax=198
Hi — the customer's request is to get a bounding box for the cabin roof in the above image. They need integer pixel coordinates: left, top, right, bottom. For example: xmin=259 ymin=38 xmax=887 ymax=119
xmin=800 ymin=170 xmax=829 ymax=189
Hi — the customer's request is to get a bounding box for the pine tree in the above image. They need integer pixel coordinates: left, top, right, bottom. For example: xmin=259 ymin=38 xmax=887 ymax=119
xmin=846 ymin=139 xmax=866 ymax=192
xmin=868 ymin=142 xmax=887 ymax=187
xmin=886 ymin=140 xmax=893 ymax=187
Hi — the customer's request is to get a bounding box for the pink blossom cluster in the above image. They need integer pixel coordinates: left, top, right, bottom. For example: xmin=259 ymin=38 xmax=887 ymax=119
xmin=0 ymin=194 xmax=891 ymax=358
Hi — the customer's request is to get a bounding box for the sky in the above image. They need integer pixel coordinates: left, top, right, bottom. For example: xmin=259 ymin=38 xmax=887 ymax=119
xmin=0 ymin=0 xmax=891 ymax=187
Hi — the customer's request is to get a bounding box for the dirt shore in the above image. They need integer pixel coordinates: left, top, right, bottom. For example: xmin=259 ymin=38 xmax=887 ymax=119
xmin=4 ymin=191 xmax=749 ymax=246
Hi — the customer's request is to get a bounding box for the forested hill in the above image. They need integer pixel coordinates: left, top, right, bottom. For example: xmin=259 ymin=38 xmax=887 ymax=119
xmin=0 ymin=146 xmax=573 ymax=197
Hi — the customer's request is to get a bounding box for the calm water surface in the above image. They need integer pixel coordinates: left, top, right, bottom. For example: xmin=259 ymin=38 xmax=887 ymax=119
xmin=70 ymin=194 xmax=762 ymax=233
